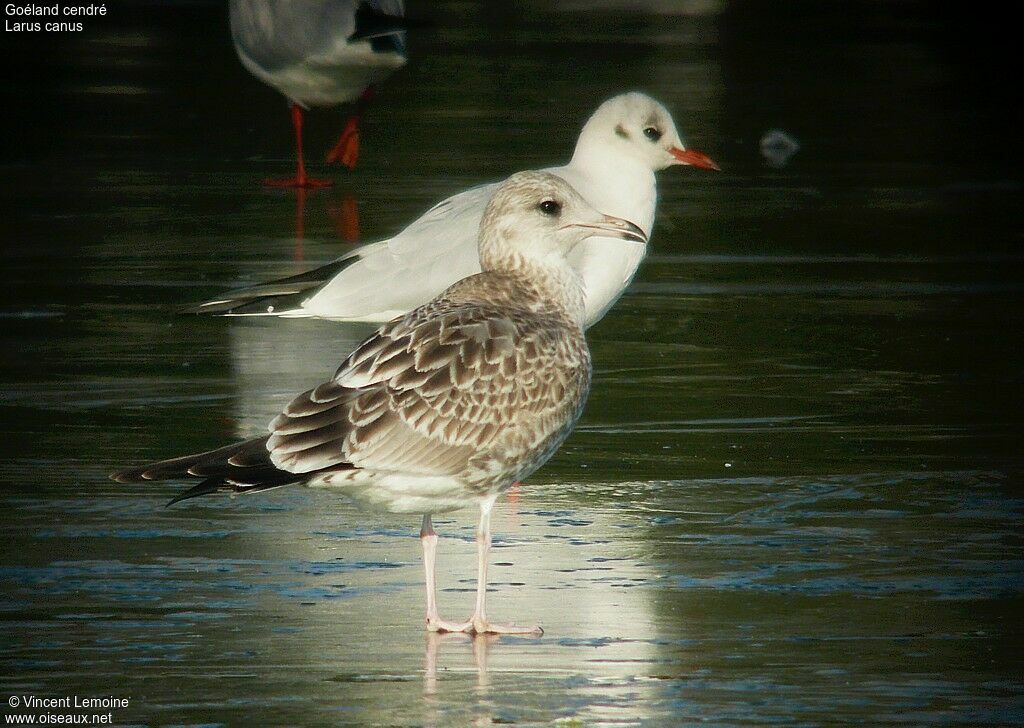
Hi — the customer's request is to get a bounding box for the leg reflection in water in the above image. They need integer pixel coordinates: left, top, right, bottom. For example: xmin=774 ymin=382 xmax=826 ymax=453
xmin=423 ymin=631 xmax=503 ymax=728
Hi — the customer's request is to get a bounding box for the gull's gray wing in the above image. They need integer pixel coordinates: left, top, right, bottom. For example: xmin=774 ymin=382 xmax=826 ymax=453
xmin=190 ymin=179 xmax=499 ymax=319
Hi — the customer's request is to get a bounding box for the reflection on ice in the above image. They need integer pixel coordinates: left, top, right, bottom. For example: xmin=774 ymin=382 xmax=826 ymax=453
xmin=228 ymin=317 xmax=373 ymax=437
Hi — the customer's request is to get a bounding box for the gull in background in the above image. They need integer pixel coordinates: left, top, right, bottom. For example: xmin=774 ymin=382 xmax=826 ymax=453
xmin=114 ymin=172 xmax=648 ymax=634
xmin=193 ymin=92 xmax=718 ymax=326
xmin=231 ymin=0 xmax=408 ymax=186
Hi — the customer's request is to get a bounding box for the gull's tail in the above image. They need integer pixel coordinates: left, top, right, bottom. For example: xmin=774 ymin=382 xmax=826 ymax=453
xmin=111 ymin=436 xmax=334 ymax=506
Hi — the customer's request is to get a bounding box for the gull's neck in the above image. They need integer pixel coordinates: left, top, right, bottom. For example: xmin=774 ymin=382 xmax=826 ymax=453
xmin=478 ymin=238 xmax=586 ymax=328
xmin=507 ymin=254 xmax=587 ymax=329
xmin=564 ymin=139 xmax=657 ymax=234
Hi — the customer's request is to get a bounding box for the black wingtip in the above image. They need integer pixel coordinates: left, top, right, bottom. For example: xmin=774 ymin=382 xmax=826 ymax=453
xmin=179 ymin=296 xmax=283 ymax=317
xmin=166 ymin=481 xmax=223 ymax=507
xmin=164 ymin=479 xmax=301 ymax=507
xmin=350 ymin=3 xmax=428 ymax=46
xmin=180 ymin=256 xmax=358 ymax=317
xmin=180 ymin=301 xmax=226 ymax=316
xmin=182 ymin=295 xmax=306 ymax=318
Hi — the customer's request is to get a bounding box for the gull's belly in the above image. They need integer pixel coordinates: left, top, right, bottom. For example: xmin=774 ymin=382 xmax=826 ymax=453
xmin=309 ymin=471 xmax=486 ymax=515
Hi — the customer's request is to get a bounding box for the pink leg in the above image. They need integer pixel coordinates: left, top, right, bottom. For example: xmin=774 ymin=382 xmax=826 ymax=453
xmin=420 ymin=503 xmax=542 ymax=635
xmin=265 ymin=104 xmax=333 ymax=188
xmin=464 ymin=498 xmax=542 ymax=635
xmin=506 ymin=480 xmax=521 ymax=507
xmin=421 ymin=514 xmax=471 ymax=632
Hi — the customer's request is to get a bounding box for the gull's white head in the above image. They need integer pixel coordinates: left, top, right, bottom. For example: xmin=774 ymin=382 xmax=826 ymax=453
xmin=573 ymin=92 xmax=720 ymax=173
xmin=479 ymin=171 xmax=647 ymax=272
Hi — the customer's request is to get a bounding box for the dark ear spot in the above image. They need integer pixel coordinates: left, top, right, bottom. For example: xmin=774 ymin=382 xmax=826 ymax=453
xmin=615 ymin=124 xmax=629 ymax=139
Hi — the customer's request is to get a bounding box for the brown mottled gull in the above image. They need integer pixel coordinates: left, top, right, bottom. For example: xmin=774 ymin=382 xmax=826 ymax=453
xmin=112 ymin=171 xmax=647 ymax=634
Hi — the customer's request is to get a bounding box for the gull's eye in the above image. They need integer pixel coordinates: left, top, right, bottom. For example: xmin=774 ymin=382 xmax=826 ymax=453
xmin=539 ymin=199 xmax=561 ymax=216
xmin=643 ymin=127 xmax=662 ymax=142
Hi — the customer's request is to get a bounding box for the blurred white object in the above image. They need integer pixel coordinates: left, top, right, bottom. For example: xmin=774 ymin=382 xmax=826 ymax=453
xmin=760 ymin=129 xmax=800 ymax=168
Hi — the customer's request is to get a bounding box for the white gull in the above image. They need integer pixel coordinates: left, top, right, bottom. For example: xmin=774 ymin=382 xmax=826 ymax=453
xmin=194 ymin=91 xmax=718 ymax=326
xmin=230 ymin=0 xmax=408 ymax=184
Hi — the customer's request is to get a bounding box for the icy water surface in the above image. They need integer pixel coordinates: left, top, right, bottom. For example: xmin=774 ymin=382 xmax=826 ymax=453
xmin=2 ymin=1 xmax=1023 ymax=725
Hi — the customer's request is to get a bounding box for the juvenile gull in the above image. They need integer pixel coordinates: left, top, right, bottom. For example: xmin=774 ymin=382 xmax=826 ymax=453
xmin=231 ymin=0 xmax=408 ymax=185
xmin=193 ymin=92 xmax=717 ymax=325
xmin=114 ymin=172 xmax=647 ymax=634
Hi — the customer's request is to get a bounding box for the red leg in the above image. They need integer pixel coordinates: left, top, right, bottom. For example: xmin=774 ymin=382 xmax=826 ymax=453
xmin=327 ymin=195 xmax=360 ymax=242
xmin=293 ymin=187 xmax=306 ymax=262
xmin=326 ymin=86 xmax=377 ymax=170
xmin=265 ymin=104 xmax=333 ymax=188
xmin=326 ymin=116 xmax=361 ymax=170
xmin=340 ymin=195 xmax=359 ymax=242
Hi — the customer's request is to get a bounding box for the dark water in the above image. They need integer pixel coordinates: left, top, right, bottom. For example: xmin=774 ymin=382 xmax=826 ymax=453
xmin=2 ymin=1 xmax=1023 ymax=725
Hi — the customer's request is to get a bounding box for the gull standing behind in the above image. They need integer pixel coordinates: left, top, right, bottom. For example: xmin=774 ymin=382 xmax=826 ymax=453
xmin=193 ymin=92 xmax=718 ymax=325
xmin=114 ymin=172 xmax=648 ymax=634
xmin=231 ymin=0 xmax=408 ymax=186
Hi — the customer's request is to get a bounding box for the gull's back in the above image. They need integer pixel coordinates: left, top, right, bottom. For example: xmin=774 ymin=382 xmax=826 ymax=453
xmin=299 ymin=155 xmax=655 ymax=325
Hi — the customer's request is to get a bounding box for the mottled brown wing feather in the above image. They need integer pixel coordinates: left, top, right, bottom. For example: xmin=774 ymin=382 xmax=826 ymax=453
xmin=267 ymin=299 xmax=590 ymax=483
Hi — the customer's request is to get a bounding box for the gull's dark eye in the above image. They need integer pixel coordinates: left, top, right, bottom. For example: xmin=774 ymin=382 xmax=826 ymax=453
xmin=539 ymin=199 xmax=561 ymax=216
xmin=643 ymin=127 xmax=662 ymax=142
